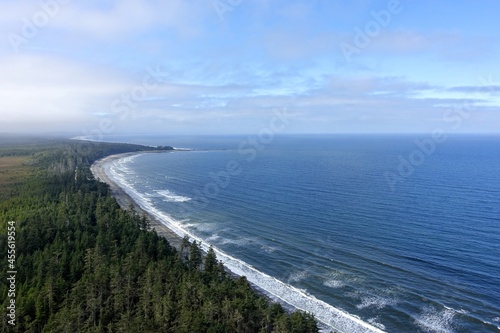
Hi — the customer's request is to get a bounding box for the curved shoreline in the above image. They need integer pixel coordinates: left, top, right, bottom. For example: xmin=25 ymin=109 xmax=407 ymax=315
xmin=90 ymin=151 xmax=386 ymax=333
xmin=90 ymin=151 xmax=183 ymax=250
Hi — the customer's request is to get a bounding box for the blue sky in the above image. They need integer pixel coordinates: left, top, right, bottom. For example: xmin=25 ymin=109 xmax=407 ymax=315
xmin=1 ymin=0 xmax=499 ymax=135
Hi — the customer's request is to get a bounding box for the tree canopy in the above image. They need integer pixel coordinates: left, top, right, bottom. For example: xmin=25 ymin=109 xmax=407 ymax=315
xmin=0 ymin=138 xmax=318 ymax=333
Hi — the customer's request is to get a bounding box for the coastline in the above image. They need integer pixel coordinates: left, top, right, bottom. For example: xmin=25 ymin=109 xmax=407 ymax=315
xmin=90 ymin=151 xmax=183 ymax=250
xmin=90 ymin=150 xmax=386 ymax=333
xmin=90 ymin=152 xmax=283 ymax=309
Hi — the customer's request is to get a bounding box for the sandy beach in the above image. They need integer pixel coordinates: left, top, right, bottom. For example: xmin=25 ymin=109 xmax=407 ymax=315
xmin=89 ymin=150 xmax=385 ymax=333
xmin=90 ymin=151 xmax=183 ymax=250
xmin=90 ymin=151 xmax=248 ymax=281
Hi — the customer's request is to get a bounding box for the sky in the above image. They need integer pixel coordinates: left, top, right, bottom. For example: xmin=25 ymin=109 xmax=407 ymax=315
xmin=1 ymin=0 xmax=499 ymax=136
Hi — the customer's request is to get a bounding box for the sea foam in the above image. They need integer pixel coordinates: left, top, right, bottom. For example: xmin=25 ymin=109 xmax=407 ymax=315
xmin=106 ymin=155 xmax=386 ymax=333
xmin=414 ymin=306 xmax=457 ymax=333
xmin=154 ymin=189 xmax=192 ymax=202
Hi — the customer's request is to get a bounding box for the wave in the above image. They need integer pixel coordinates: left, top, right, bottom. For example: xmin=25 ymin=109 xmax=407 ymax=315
xmin=107 ymin=156 xmax=141 ymax=193
xmin=356 ymin=294 xmax=398 ymax=310
xmin=105 ymin=155 xmax=386 ymax=333
xmin=324 ymin=279 xmax=346 ymax=289
xmin=346 ymin=288 xmax=400 ymax=310
xmin=260 ymin=244 xmax=278 ymax=253
xmin=367 ymin=317 xmax=386 ymax=331
xmin=414 ymin=306 xmax=457 ymax=333
xmin=154 ymin=189 xmax=192 ymax=202
xmin=288 ymin=270 xmax=310 ymax=284
xmin=205 ymin=234 xmax=277 ymax=253
xmin=323 ymin=270 xmax=365 ymax=289
xmin=482 ymin=316 xmax=500 ymax=331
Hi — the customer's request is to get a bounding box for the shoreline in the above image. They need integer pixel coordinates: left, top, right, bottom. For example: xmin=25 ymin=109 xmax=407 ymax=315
xmin=90 ymin=151 xmax=385 ymax=333
xmin=90 ymin=151 xmax=284 ymax=310
xmin=90 ymin=151 xmax=183 ymax=250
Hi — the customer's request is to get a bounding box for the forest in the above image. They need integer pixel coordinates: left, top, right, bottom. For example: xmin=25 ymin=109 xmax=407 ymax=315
xmin=0 ymin=137 xmax=319 ymax=333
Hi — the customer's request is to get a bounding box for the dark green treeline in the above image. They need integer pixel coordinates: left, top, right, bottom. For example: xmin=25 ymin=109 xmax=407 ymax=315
xmin=0 ymin=139 xmax=318 ymax=333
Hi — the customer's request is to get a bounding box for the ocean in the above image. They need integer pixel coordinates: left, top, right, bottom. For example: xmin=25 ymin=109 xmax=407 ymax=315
xmin=99 ymin=134 xmax=500 ymax=333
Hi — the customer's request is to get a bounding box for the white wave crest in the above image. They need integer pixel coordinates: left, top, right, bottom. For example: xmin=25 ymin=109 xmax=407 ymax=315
xmin=219 ymin=236 xmax=257 ymax=247
xmin=347 ymin=288 xmax=399 ymax=310
xmin=260 ymin=244 xmax=277 ymax=253
xmin=324 ymin=279 xmax=346 ymax=288
xmin=155 ymin=189 xmax=192 ymax=202
xmin=288 ymin=270 xmax=309 ymax=283
xmin=414 ymin=306 xmax=457 ymax=333
xmin=356 ymin=294 xmax=397 ymax=310
xmin=104 ymin=154 xmax=387 ymax=333
xmin=323 ymin=270 xmax=363 ymax=289
xmin=367 ymin=317 xmax=386 ymax=330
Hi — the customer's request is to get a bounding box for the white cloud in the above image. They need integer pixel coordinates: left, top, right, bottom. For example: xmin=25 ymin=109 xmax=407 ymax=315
xmin=0 ymin=54 xmax=128 ymax=131
xmin=0 ymin=0 xmax=208 ymax=48
xmin=371 ymin=30 xmax=430 ymax=53
xmin=54 ymin=1 xmax=207 ymax=39
xmin=0 ymin=0 xmax=498 ymax=134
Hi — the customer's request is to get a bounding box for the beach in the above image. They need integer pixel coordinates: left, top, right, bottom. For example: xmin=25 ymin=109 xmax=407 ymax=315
xmin=90 ymin=152 xmax=183 ymax=250
xmin=89 ymin=149 xmax=389 ymax=333
xmin=90 ymin=152 xmax=284 ymax=309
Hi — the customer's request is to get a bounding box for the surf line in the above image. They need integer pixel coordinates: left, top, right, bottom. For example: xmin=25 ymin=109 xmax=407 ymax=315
xmin=104 ymin=153 xmax=386 ymax=333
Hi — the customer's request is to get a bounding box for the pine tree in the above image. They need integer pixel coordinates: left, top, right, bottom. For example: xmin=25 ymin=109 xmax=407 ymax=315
xmin=189 ymin=241 xmax=203 ymax=270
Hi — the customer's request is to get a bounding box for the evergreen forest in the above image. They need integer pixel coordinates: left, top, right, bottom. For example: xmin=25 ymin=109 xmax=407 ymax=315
xmin=0 ymin=137 xmax=319 ymax=333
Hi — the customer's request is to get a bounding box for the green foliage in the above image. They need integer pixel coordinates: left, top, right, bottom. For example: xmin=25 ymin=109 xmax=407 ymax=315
xmin=0 ymin=139 xmax=318 ymax=333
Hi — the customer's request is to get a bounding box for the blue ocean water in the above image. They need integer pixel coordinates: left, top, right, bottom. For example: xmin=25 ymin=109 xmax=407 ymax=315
xmin=102 ymin=134 xmax=500 ymax=333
